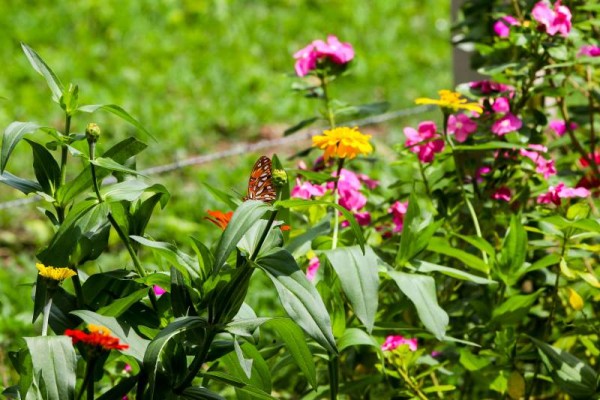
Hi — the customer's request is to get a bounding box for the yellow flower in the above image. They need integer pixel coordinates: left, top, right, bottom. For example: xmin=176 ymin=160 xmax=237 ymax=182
xmin=568 ymin=288 xmax=584 ymax=311
xmin=415 ymin=89 xmax=483 ymax=114
xmin=312 ymin=126 xmax=373 ymax=161
xmin=36 ymin=263 xmax=76 ymax=282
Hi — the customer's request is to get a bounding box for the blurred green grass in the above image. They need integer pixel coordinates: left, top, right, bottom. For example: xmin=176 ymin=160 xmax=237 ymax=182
xmin=0 ymin=0 xmax=451 ymax=351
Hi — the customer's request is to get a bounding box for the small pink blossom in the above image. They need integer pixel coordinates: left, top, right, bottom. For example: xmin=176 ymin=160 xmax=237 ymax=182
xmin=331 ymin=169 xmax=362 ymax=192
xmin=292 ymin=178 xmax=326 ymax=199
xmin=293 ymin=35 xmax=354 ymax=77
xmin=307 ymin=257 xmax=320 ymax=281
xmin=532 ymin=1 xmax=572 ymax=37
xmin=580 ymin=152 xmax=600 ymax=168
xmin=549 ymin=119 xmax=577 ymax=136
xmin=153 ymin=285 xmax=166 ymax=296
xmin=475 ymin=166 xmax=492 ymax=183
xmin=124 ymin=364 xmax=132 ymax=373
xmin=447 ymin=114 xmax=478 ymax=143
xmin=354 ymin=211 xmax=371 ymax=226
xmin=537 ymin=182 xmax=591 ymax=205
xmin=491 ymin=113 xmax=522 ymax=136
xmin=357 ymin=173 xmax=379 ymax=190
xmin=388 ymin=201 xmax=408 ymax=233
xmin=404 ymin=121 xmax=445 ymax=163
xmin=339 ymin=188 xmax=367 ymax=211
xmin=491 ymin=97 xmax=511 ymax=113
xmin=494 ymin=15 xmax=519 ymax=38
xmin=381 ymin=335 xmax=418 ymax=352
xmin=520 ymin=147 xmax=556 ymax=179
xmin=469 ymin=80 xmax=512 ymax=95
xmin=578 ymin=45 xmax=600 ymax=57
xmin=492 ymin=187 xmax=512 ymax=202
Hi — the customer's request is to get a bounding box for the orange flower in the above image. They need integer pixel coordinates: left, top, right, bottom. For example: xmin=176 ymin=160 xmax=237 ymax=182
xmin=65 ymin=324 xmax=128 ymax=351
xmin=280 ymin=224 xmax=291 ymax=231
xmin=205 ymin=210 xmax=233 ymax=230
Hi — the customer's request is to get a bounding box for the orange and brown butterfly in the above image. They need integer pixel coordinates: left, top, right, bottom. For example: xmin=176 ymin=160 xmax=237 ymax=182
xmin=243 ymin=156 xmax=277 ymax=203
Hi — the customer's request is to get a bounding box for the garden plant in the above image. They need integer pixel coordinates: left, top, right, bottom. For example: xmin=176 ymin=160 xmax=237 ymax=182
xmin=1 ymin=0 xmax=600 ymax=399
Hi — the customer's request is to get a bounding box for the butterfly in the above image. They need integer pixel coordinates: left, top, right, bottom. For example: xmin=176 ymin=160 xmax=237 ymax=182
xmin=243 ymin=156 xmax=277 ymax=203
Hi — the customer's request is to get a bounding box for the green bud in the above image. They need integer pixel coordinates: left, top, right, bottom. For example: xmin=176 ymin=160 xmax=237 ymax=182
xmin=85 ymin=123 xmax=101 ymax=143
xmin=272 ymin=169 xmax=288 ymax=188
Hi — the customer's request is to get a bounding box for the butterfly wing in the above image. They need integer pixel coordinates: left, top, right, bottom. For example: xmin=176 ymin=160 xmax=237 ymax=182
xmin=244 ymin=156 xmax=276 ymax=203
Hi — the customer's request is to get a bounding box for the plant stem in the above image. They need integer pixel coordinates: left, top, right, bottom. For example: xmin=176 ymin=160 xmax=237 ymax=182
xmin=72 ymin=272 xmax=85 ymax=308
xmin=56 ymin=114 xmax=72 ymax=223
xmin=76 ymin=356 xmax=95 ymax=400
xmin=398 ymin=368 xmax=428 ymax=400
xmin=331 ymin=159 xmax=345 ymax=251
xmin=328 ymin=352 xmax=339 ymax=400
xmin=88 ymin=142 xmax=103 ymax=201
xmin=418 ymin=161 xmax=432 ymax=198
xmin=41 ymin=296 xmax=53 ymax=336
xmin=319 ymin=72 xmax=336 ymax=129
xmin=250 ymin=210 xmax=278 ymax=261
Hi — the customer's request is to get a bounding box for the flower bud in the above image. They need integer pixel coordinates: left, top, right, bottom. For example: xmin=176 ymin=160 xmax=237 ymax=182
xmin=86 ymin=123 xmax=101 ymax=143
xmin=272 ymin=169 xmax=288 ymax=188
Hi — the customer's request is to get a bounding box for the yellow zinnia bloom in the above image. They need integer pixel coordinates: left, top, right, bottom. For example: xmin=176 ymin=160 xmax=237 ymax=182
xmin=568 ymin=288 xmax=584 ymax=311
xmin=312 ymin=126 xmax=373 ymax=161
xmin=36 ymin=263 xmax=76 ymax=282
xmin=415 ymin=90 xmax=483 ymax=114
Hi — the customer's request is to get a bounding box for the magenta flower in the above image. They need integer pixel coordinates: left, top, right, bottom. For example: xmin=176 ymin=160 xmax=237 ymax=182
xmin=306 ymin=256 xmax=320 ymax=281
xmin=339 ymin=187 xmax=367 ymax=212
xmin=124 ymin=364 xmax=132 ymax=373
xmin=404 ymin=121 xmax=445 ymax=163
xmin=357 ymin=173 xmax=379 ymax=190
xmin=537 ymin=182 xmax=590 ymax=206
xmin=578 ymin=45 xmax=600 ymax=57
xmin=330 ymin=169 xmax=362 ymax=192
xmin=448 ymin=114 xmax=478 ymax=143
xmin=475 ymin=166 xmax=492 ymax=183
xmin=494 ymin=15 xmax=519 ymax=37
xmin=520 ymin=147 xmax=556 ymax=179
xmin=381 ymin=335 xmax=418 ymax=352
xmin=293 ymin=35 xmax=354 ymax=77
xmin=469 ymin=80 xmax=512 ymax=95
xmin=153 ymin=285 xmax=166 ymax=296
xmin=292 ymin=178 xmax=326 ymax=199
xmin=549 ymin=119 xmax=577 ymax=136
xmin=491 ymin=113 xmax=522 ymax=136
xmin=491 ymin=187 xmax=512 ymax=202
xmin=491 ymin=97 xmax=511 ymax=113
xmin=388 ymin=201 xmax=408 ymax=233
xmin=532 ymin=1 xmax=572 ymax=37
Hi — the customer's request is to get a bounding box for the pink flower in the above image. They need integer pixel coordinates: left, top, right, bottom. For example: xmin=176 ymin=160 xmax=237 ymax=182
xmin=388 ymin=201 xmax=408 ymax=233
xmin=491 ymin=97 xmax=511 ymax=113
xmin=537 ymin=182 xmax=591 ymax=205
xmin=292 ymin=178 xmax=326 ymax=199
xmin=153 ymin=285 xmax=166 ymax=296
xmin=293 ymin=35 xmax=354 ymax=77
xmin=124 ymin=364 xmax=132 ymax=373
xmin=520 ymin=147 xmax=556 ymax=179
xmin=580 ymin=152 xmax=600 ymax=168
xmin=330 ymin=169 xmax=362 ymax=192
xmin=447 ymin=114 xmax=477 ymax=143
xmin=475 ymin=166 xmax=492 ymax=183
xmin=357 ymin=173 xmax=379 ymax=190
xmin=354 ymin=211 xmax=371 ymax=226
xmin=494 ymin=15 xmax=519 ymax=37
xmin=404 ymin=121 xmax=445 ymax=163
xmin=491 ymin=113 xmax=522 ymax=136
xmin=492 ymin=187 xmax=512 ymax=202
xmin=381 ymin=335 xmax=418 ymax=352
xmin=469 ymin=80 xmax=512 ymax=95
xmin=578 ymin=45 xmax=600 ymax=57
xmin=549 ymin=119 xmax=577 ymax=136
xmin=306 ymin=257 xmax=320 ymax=281
xmin=339 ymin=188 xmax=367 ymax=211
xmin=532 ymin=1 xmax=572 ymax=37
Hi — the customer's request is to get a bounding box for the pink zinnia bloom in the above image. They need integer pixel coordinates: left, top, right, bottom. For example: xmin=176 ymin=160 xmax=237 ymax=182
xmin=491 ymin=113 xmax=522 ymax=136
xmin=354 ymin=211 xmax=371 ymax=226
xmin=153 ymin=285 xmax=166 ymax=296
xmin=549 ymin=119 xmax=577 ymax=136
xmin=381 ymin=335 xmax=418 ymax=352
xmin=306 ymin=257 xmax=320 ymax=281
xmin=469 ymin=80 xmax=512 ymax=95
xmin=329 ymin=169 xmax=362 ymax=192
xmin=357 ymin=173 xmax=379 ymax=190
xmin=447 ymin=114 xmax=477 ymax=143
xmin=388 ymin=201 xmax=408 ymax=233
xmin=492 ymin=187 xmax=512 ymax=202
xmin=520 ymin=147 xmax=556 ymax=179
xmin=293 ymin=35 xmax=354 ymax=77
xmin=532 ymin=1 xmax=572 ymax=37
xmin=292 ymin=178 xmax=326 ymax=199
xmin=494 ymin=15 xmax=519 ymax=38
xmin=578 ymin=45 xmax=600 ymax=57
xmin=339 ymin=188 xmax=367 ymax=212
xmin=492 ymin=97 xmax=511 ymax=113
xmin=537 ymin=182 xmax=590 ymax=205
xmin=404 ymin=121 xmax=445 ymax=163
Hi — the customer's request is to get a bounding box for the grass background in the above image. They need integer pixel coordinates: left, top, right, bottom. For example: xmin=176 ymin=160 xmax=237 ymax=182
xmin=0 ymin=0 xmax=452 ymax=383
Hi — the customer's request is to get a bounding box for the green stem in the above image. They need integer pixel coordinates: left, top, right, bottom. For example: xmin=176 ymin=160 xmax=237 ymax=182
xmin=328 ymin=352 xmax=339 ymax=400
xmin=88 ymin=142 xmax=103 ymax=201
xmin=319 ymin=73 xmax=336 ymax=129
xmin=418 ymin=161 xmax=432 ymax=198
xmin=72 ymin=272 xmax=84 ymax=308
xmin=41 ymin=295 xmax=53 ymax=336
xmin=250 ymin=210 xmax=278 ymax=261
xmin=56 ymin=114 xmax=72 ymax=223
xmin=76 ymin=356 xmax=95 ymax=400
xmin=331 ymin=159 xmax=345 ymax=250
xmin=398 ymin=367 xmax=428 ymax=400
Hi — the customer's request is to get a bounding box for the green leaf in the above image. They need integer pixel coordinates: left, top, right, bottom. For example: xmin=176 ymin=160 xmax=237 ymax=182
xmin=531 ymin=337 xmax=599 ymax=399
xmin=130 ymin=191 xmax=170 ymax=237
xmin=454 ymin=141 xmax=527 ymax=151
xmin=71 ymin=310 xmax=150 ymax=362
xmin=77 ymin=104 xmax=154 ymax=141
xmin=233 ymin=339 xmax=254 ymax=379
xmin=213 ymin=200 xmax=274 ymax=272
xmin=21 ymin=43 xmax=64 ymax=103
xmin=97 ymin=375 xmax=138 ymax=400
xmin=226 ymin=317 xmax=271 ymax=338
xmin=427 ymin=237 xmax=489 ymax=274
xmin=276 ymin=198 xmax=365 ymax=253
xmin=202 ymin=371 xmax=276 ymax=399
xmin=265 ymin=318 xmax=318 ymax=390
xmin=283 ymin=117 xmax=318 ymax=136
xmin=102 ymin=180 xmax=167 ymax=203
xmin=256 ymin=248 xmax=337 ymax=353
xmin=131 ymin=236 xmax=199 ymax=280
xmin=324 ymin=245 xmax=379 ymax=332
xmin=24 ymin=336 xmax=76 ymax=400
xmin=412 ymin=260 xmax=496 ymax=285
xmin=90 ymin=157 xmax=146 ymax=177
xmin=25 ymin=139 xmax=61 ymax=196
xmin=171 ymin=267 xmax=196 ymax=317
xmin=459 ymin=348 xmax=491 ymax=371
xmin=492 ymin=290 xmax=543 ymax=324
xmin=497 ymin=215 xmax=527 ymax=284
xmin=97 ymin=288 xmax=148 ymax=317
xmin=225 ymin=341 xmax=272 ymax=394
xmin=452 ymin=233 xmax=496 ymax=258
xmin=397 ymin=193 xmax=440 ymax=265
xmin=387 ymin=271 xmax=449 ymax=340
xmin=285 ymin=218 xmax=330 ymax=256
xmin=335 ymin=101 xmax=390 ymax=117
xmin=143 ymin=317 xmax=208 ymax=400
xmin=338 ymin=328 xmax=382 ymax=355
xmin=1 ymin=121 xmax=41 ymax=173
xmin=180 ymin=386 xmax=226 ymax=400
xmin=0 ymin=171 xmax=42 ymax=194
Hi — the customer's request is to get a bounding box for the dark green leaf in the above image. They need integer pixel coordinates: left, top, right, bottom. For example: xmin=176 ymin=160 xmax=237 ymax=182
xmin=21 ymin=43 xmax=64 ymax=102
xmin=492 ymin=290 xmax=543 ymax=324
xmin=497 ymin=215 xmax=527 ymax=284
xmin=131 ymin=235 xmax=199 ymax=279
xmin=397 ymin=193 xmax=440 ymax=265
xmin=77 ymin=104 xmax=154 ymax=141
xmin=25 ymin=139 xmax=61 ymax=196
xmin=202 ymin=371 xmax=276 ymax=400
xmin=283 ymin=117 xmax=318 ymax=136
xmin=285 ymin=218 xmax=330 ymax=256
xmin=180 ymin=386 xmax=226 ymax=400
xmin=91 ymin=157 xmax=146 ymax=177
xmin=171 ymin=267 xmax=196 ymax=317
xmin=97 ymin=288 xmax=148 ymax=317
xmin=427 ymin=237 xmax=489 ymax=274
xmin=412 ymin=260 xmax=496 ymax=285
xmin=1 ymin=121 xmax=41 ymax=173
xmin=97 ymin=375 xmax=138 ymax=400
xmin=202 ymin=181 xmax=241 ymax=210
xmin=0 ymin=171 xmax=42 ymax=194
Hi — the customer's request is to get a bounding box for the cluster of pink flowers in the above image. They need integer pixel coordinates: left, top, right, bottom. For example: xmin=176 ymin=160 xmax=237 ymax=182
xmin=492 ymin=187 xmax=512 ymax=202
xmin=579 ymin=45 xmax=600 ymax=57
xmin=494 ymin=16 xmax=519 ymax=38
xmin=537 ymin=182 xmax=590 ymax=205
xmin=448 ymin=113 xmax=478 ymax=143
xmin=381 ymin=335 xmax=418 ymax=352
xmin=520 ymin=144 xmax=556 ymax=179
xmin=490 ymin=97 xmax=522 ymax=136
xmin=403 ymin=121 xmax=445 ymax=163
xmin=293 ymin=35 xmax=354 ymax=77
xmin=532 ymin=0 xmax=572 ymax=37
xmin=549 ymin=119 xmax=578 ymax=136
xmin=388 ymin=201 xmax=408 ymax=233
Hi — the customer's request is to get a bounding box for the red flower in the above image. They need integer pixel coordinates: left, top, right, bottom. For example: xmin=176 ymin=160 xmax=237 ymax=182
xmin=205 ymin=210 xmax=233 ymax=230
xmin=65 ymin=324 xmax=129 ymax=351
